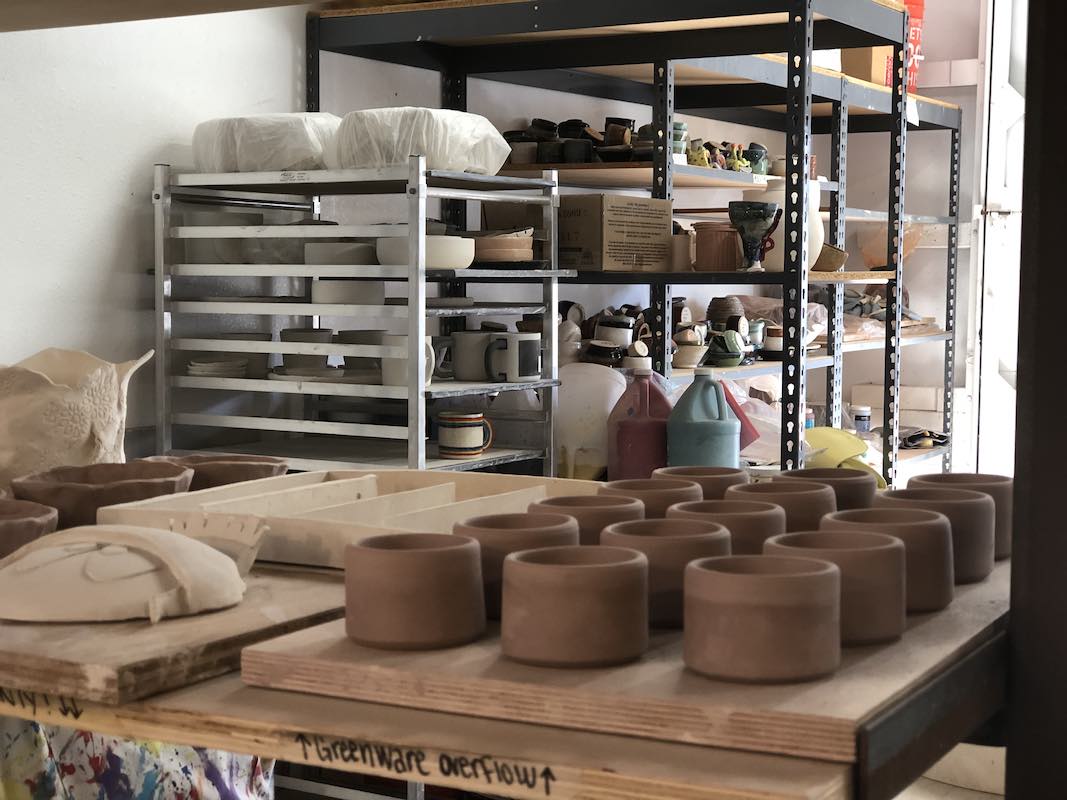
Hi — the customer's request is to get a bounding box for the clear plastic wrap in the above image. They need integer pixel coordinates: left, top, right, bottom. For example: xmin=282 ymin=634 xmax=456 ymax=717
xmin=325 ymin=107 xmax=511 ymax=175
xmin=193 ymin=113 xmax=341 ymax=173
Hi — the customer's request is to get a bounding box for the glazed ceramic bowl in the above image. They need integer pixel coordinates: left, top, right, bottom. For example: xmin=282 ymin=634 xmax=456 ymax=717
xmin=345 ymin=533 xmax=486 ymax=650
xmin=141 ymin=454 xmax=288 ymax=491
xmin=599 ymin=478 xmax=703 ymax=519
xmin=821 ymin=508 xmax=954 ymax=612
xmin=667 ymin=500 xmax=786 ymax=555
xmin=684 ymin=555 xmax=840 ymax=682
xmin=376 ymin=236 xmax=475 ymax=270
xmin=527 ymin=494 xmax=644 ymax=546
xmin=280 ymin=327 xmax=333 ymax=370
xmin=454 ymin=512 xmax=580 ymax=619
xmin=672 ymin=344 xmax=708 ymax=369
xmin=764 ymin=530 xmax=906 ymax=645
xmin=12 ymin=462 xmax=194 ymax=529
xmin=652 ymin=466 xmax=748 ymax=500
xmin=777 ymin=468 xmax=877 ymax=510
xmin=601 ymin=519 xmax=730 ymax=628
xmin=873 ymin=488 xmax=995 ymax=583
xmin=725 ymin=480 xmax=837 ymax=531
xmin=908 ymin=473 xmax=1013 ymax=559
xmin=501 ymin=545 xmax=648 ymax=667
xmin=0 ymin=499 xmax=59 ymax=558
xmin=812 ymin=243 xmax=848 ymax=272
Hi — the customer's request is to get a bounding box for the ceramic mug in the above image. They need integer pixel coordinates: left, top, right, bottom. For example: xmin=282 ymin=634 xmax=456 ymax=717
xmin=764 ymin=326 xmax=784 ymax=352
xmin=452 ymin=331 xmax=492 ymax=382
xmin=438 ymin=412 xmax=494 ymax=459
xmin=594 ymin=316 xmax=635 ymax=348
xmin=380 ymin=334 xmax=434 ymax=387
xmin=485 ymin=333 xmax=541 ymax=383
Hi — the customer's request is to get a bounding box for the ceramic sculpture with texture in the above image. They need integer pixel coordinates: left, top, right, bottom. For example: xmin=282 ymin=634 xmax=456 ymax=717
xmin=0 ymin=525 xmax=246 ymax=623
xmin=0 ymin=348 xmax=154 ymax=492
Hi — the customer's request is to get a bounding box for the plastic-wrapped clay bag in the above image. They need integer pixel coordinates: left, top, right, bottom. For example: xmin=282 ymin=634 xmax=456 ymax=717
xmin=193 ymin=113 xmax=342 ymax=172
xmin=325 ymin=107 xmax=511 ymax=175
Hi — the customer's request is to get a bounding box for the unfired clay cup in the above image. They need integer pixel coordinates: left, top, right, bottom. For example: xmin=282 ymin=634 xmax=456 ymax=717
xmin=725 ymin=480 xmax=837 ymax=531
xmin=764 ymin=530 xmax=906 ymax=645
xmin=345 ymin=533 xmax=486 ymax=650
xmin=599 ymin=478 xmax=702 ymax=518
xmin=684 ymin=555 xmax=841 ymax=682
xmin=873 ymin=488 xmax=995 ymax=583
xmin=908 ymin=473 xmax=1013 ymax=559
xmin=0 ymin=499 xmax=59 ymax=558
xmin=142 ymin=453 xmax=288 ymax=491
xmin=600 ymin=518 xmax=731 ymax=628
xmin=651 ymin=466 xmax=749 ymax=500
xmin=778 ymin=468 xmax=877 ymax=510
xmin=821 ymin=508 xmax=954 ymax=612
xmin=501 ymin=545 xmax=648 ymax=667
xmin=667 ymin=500 xmax=786 ymax=555
xmin=454 ymin=512 xmax=580 ymax=619
xmin=527 ymin=494 xmax=645 ymax=546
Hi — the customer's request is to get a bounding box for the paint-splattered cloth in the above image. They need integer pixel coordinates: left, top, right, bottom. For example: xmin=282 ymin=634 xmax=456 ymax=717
xmin=0 ymin=719 xmax=273 ymax=800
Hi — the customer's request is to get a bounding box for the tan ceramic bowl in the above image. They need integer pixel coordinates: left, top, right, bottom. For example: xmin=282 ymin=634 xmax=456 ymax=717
xmin=725 ymin=480 xmax=837 ymax=531
xmin=599 ymin=478 xmax=702 ymax=518
xmin=651 ymin=466 xmax=749 ymax=500
xmin=684 ymin=555 xmax=840 ymax=682
xmin=0 ymin=499 xmax=59 ymax=558
xmin=600 ymin=518 xmax=730 ymax=628
xmin=908 ymin=473 xmax=1013 ymax=559
xmin=345 ymin=533 xmax=486 ymax=650
xmin=501 ymin=545 xmax=648 ymax=667
xmin=764 ymin=530 xmax=906 ymax=645
xmin=142 ymin=453 xmax=288 ymax=491
xmin=527 ymin=494 xmax=645 ymax=546
xmin=777 ymin=467 xmax=877 ymax=510
xmin=667 ymin=499 xmax=786 ymax=555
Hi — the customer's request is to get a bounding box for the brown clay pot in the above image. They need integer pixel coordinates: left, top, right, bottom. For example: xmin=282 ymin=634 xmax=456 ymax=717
xmin=141 ymin=453 xmax=288 ymax=490
xmin=11 ymin=462 xmax=195 ymax=529
xmin=873 ymin=488 xmax=995 ymax=584
xmin=764 ymin=530 xmax=906 ymax=645
xmin=501 ymin=545 xmax=648 ymax=667
xmin=600 ymin=518 xmax=731 ymax=628
xmin=777 ymin=468 xmax=877 ymax=510
xmin=821 ymin=508 xmax=954 ymax=613
xmin=684 ymin=555 xmax=840 ymax=682
xmin=345 ymin=533 xmax=486 ymax=650
xmin=527 ymin=494 xmax=645 ymax=546
xmin=454 ymin=512 xmax=580 ymax=619
xmin=908 ymin=473 xmax=1013 ymax=560
xmin=651 ymin=466 xmax=749 ymax=500
xmin=0 ymin=499 xmax=59 ymax=558
xmin=724 ymin=480 xmax=837 ymax=532
xmin=667 ymin=499 xmax=786 ymax=555
xmin=599 ymin=478 xmax=702 ymax=518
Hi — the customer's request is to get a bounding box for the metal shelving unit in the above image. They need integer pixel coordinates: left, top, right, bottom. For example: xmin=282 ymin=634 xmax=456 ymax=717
xmin=153 ymin=159 xmax=568 ymax=472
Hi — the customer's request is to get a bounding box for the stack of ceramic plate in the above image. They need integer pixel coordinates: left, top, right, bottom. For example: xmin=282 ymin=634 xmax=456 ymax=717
xmin=470 ymin=228 xmax=535 ymax=263
xmin=187 ymin=358 xmax=248 ymax=378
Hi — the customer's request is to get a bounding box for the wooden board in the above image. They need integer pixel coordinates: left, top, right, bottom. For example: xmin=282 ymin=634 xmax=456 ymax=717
xmin=385 ymin=486 xmax=548 ymax=532
xmin=297 ymin=483 xmax=457 ymax=522
xmin=0 ymin=674 xmax=850 ymax=800
xmin=243 ymin=562 xmax=1010 ymax=763
xmin=0 ymin=568 xmax=343 ymax=705
xmin=202 ymin=475 xmax=379 ymax=515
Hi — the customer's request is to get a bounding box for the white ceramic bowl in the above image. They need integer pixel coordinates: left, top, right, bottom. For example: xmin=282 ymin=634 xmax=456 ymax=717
xmin=311 ymin=280 xmax=385 ymax=305
xmin=672 ymin=344 xmax=708 ymax=369
xmin=376 ymin=236 xmax=475 ymax=269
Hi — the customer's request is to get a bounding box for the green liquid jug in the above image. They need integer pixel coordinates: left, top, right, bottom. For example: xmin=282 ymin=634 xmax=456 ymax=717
xmin=667 ymin=368 xmax=741 ymax=467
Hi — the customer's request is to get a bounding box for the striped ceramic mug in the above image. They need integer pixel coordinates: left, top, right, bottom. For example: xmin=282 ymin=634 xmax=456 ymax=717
xmin=437 ymin=412 xmax=494 ymax=459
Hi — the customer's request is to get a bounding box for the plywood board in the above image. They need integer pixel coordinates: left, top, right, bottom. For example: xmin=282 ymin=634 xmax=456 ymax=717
xmin=0 ymin=568 xmax=343 ymax=704
xmin=385 ymin=486 xmax=548 ymax=532
xmin=297 ymin=483 xmax=457 ymax=522
xmin=202 ymin=475 xmax=379 ymax=515
xmin=243 ymin=562 xmax=1009 ymax=763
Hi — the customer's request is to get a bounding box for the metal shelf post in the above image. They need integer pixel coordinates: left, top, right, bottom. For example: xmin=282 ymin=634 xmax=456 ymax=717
xmin=152 ymin=164 xmax=173 ymax=456
xmin=407 ymin=156 xmax=428 ymax=469
xmin=825 ymin=80 xmax=848 ymax=428
xmin=651 ymin=59 xmax=675 ymax=380
xmin=541 ymin=169 xmax=560 ymax=477
xmin=942 ymin=126 xmax=961 ymax=473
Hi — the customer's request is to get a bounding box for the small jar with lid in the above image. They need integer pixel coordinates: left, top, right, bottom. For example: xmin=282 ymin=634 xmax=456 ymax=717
xmin=852 ymin=405 xmax=872 ymax=433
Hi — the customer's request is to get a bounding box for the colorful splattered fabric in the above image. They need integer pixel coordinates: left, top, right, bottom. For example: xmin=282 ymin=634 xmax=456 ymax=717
xmin=0 ymin=719 xmax=273 ymax=800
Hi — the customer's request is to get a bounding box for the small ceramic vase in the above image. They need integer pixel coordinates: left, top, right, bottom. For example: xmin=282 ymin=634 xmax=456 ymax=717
xmin=724 ymin=480 xmax=837 ymax=532
xmin=601 ymin=518 xmax=730 ymax=627
xmin=453 ymin=513 xmax=580 ymax=619
xmin=667 ymin=499 xmax=786 ymax=555
xmin=527 ymin=495 xmax=645 ymax=546
xmin=0 ymin=499 xmax=59 ymax=558
xmin=908 ymin=473 xmax=1013 ymax=559
xmin=651 ymin=466 xmax=748 ymax=500
xmin=345 ymin=533 xmax=486 ymax=650
xmin=778 ymin=467 xmax=877 ymax=510
xmin=599 ymin=478 xmax=702 ymax=519
xmin=764 ymin=530 xmax=906 ymax=645
xmin=684 ymin=555 xmax=840 ymax=682
xmin=141 ymin=454 xmax=288 ymax=491
xmin=501 ymin=545 xmax=648 ymax=667
xmin=873 ymin=488 xmax=995 ymax=583
xmin=821 ymin=508 xmax=954 ymax=612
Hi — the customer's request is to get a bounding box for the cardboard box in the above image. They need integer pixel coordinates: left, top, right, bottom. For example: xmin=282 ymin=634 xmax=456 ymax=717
xmin=850 ymin=384 xmax=944 ymax=430
xmin=840 ymin=0 xmax=924 ymax=90
xmin=558 ymin=194 xmax=672 ymax=271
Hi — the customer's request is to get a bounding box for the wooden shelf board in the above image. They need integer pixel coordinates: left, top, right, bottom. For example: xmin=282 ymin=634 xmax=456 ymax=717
xmin=501 ymin=162 xmax=770 ymax=190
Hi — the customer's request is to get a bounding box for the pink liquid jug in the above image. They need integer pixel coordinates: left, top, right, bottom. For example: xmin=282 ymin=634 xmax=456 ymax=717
xmin=668 ymin=368 xmax=741 ymax=467
xmin=607 ymin=369 xmax=673 ymax=481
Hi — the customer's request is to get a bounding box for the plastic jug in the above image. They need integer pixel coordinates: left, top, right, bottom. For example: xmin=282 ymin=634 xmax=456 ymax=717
xmin=667 ymin=368 xmax=741 ymax=467
xmin=606 ymin=369 xmax=673 ymax=481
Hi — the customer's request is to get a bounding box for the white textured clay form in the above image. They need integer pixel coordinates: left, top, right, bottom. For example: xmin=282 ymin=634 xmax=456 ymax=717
xmin=0 ymin=525 xmax=246 ymax=623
